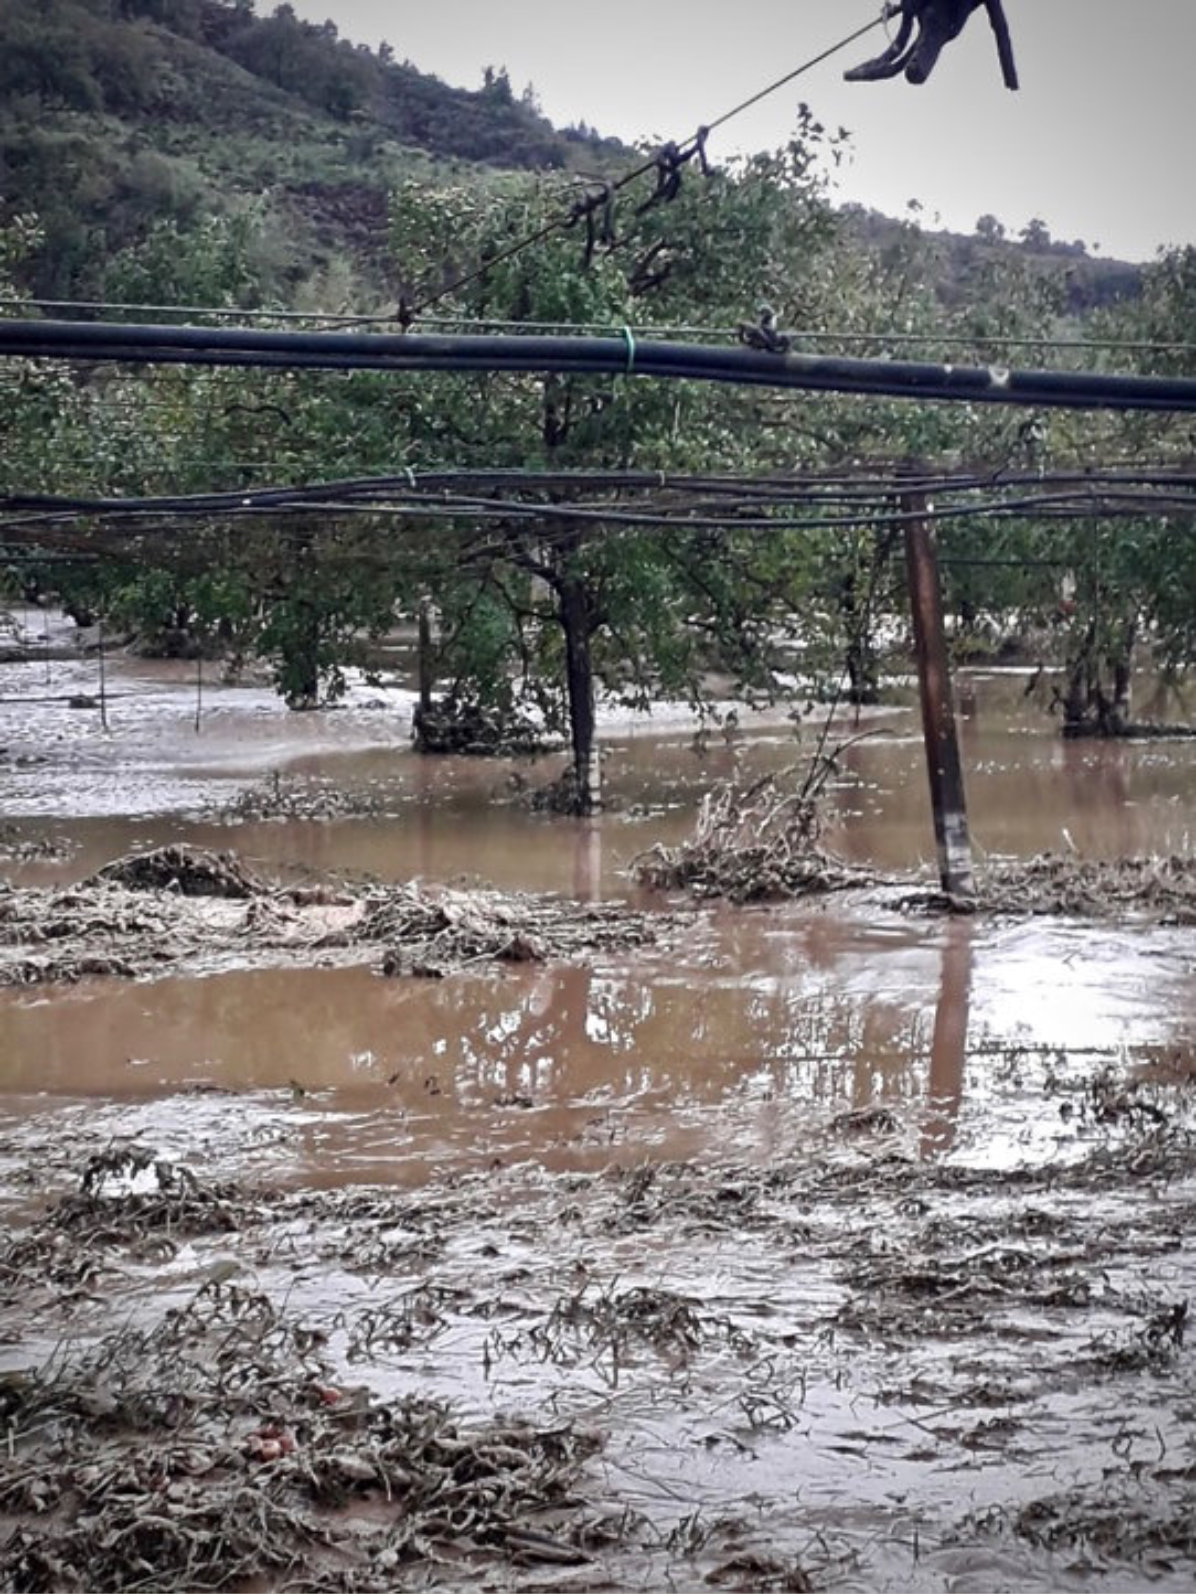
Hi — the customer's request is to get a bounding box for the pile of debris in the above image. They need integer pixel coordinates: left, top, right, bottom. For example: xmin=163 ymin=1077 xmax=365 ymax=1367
xmin=0 ymin=845 xmax=679 ymax=988
xmin=0 ymin=1158 xmax=606 ymax=1593
xmin=413 ymin=695 xmax=553 ymax=757
xmin=357 ymin=881 xmax=667 ymax=978
xmin=214 ymin=773 xmax=397 ymax=824
xmin=86 ymin=845 xmax=267 ymax=899
xmin=633 ymin=767 xmax=877 ymax=903
xmin=0 ymin=824 xmax=73 ymax=864
xmin=900 ymin=852 xmax=1196 ymax=922
xmin=976 ymin=852 xmax=1196 ymax=923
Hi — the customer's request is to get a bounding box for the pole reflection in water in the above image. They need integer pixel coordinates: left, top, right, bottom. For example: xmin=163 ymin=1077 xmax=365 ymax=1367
xmin=920 ymin=915 xmax=974 ymax=1157
xmin=572 ymin=819 xmax=603 ymax=903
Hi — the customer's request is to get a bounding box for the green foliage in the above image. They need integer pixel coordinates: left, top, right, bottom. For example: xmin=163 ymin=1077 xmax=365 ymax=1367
xmin=103 ymin=208 xmax=265 ymax=305
xmin=384 ymin=140 xmax=875 ymax=801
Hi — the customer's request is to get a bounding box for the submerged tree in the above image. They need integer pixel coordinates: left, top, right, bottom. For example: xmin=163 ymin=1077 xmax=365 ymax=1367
xmin=388 ymin=130 xmax=864 ymax=809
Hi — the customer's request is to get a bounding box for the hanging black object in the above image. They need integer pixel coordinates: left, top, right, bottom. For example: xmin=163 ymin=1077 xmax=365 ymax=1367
xmin=845 ymin=1 xmax=1018 ymax=89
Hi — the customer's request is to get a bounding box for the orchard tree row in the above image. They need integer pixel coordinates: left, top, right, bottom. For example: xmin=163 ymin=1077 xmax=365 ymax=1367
xmin=2 ymin=125 xmax=1194 ymax=807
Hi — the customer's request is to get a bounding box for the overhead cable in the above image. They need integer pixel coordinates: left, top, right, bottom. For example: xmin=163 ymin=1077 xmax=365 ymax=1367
xmin=5 ymin=303 xmax=1186 ymax=361
xmin=396 ymin=10 xmax=888 ymax=321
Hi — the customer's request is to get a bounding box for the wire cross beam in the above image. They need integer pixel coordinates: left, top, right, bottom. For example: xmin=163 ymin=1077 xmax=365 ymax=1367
xmin=4 ymin=493 xmax=1195 ymax=555
xmin=6 ymin=464 xmax=1196 ymax=518
xmin=4 ymin=321 xmax=1196 ymax=415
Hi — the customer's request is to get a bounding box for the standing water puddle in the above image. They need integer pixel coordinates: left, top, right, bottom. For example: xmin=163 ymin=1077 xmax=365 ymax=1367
xmin=0 ymin=910 xmax=1193 ymax=1183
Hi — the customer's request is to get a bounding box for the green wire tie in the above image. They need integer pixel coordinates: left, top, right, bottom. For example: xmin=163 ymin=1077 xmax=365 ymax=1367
xmin=620 ymin=325 xmax=636 ymax=375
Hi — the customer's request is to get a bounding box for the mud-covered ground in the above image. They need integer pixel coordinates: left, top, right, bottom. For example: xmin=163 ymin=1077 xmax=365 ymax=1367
xmin=0 ymin=845 xmax=682 ymax=988
xmin=1 ymin=650 xmax=1196 ymax=1590
xmin=1 ymin=833 xmax=1193 ymax=996
xmin=1 ymin=1057 xmax=1194 ymax=1593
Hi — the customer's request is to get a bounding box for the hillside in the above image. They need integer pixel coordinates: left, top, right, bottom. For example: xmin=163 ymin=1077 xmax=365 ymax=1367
xmin=0 ymin=0 xmax=628 ymax=301
xmin=841 ymin=206 xmax=1143 ymax=319
xmin=0 ymin=0 xmax=1143 ymax=317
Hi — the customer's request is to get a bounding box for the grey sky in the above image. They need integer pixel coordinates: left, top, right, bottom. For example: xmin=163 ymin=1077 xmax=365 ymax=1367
xmin=295 ymin=1 xmax=1195 ymax=262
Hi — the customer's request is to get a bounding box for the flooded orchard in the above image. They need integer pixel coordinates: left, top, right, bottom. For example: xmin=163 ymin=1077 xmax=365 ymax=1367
xmin=2 ymin=649 xmax=1196 ymax=1592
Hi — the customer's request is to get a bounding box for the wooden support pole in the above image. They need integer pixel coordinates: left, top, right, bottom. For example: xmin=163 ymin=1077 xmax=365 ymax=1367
xmin=902 ymin=490 xmax=974 ymax=898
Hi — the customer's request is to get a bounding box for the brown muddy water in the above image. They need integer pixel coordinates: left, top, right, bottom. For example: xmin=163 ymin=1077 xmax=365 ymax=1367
xmin=1 ymin=650 xmax=1196 ymax=1591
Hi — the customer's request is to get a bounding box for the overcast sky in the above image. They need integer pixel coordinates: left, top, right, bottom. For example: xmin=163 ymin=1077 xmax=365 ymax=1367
xmin=293 ymin=1 xmax=1195 ymax=262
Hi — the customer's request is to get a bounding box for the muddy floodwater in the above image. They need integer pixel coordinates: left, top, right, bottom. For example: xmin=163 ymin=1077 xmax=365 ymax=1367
xmin=1 ymin=648 xmax=1196 ymax=1592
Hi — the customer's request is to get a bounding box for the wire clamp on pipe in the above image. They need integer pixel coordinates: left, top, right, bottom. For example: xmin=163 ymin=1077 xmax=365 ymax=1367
xmin=620 ymin=326 xmax=636 ymax=376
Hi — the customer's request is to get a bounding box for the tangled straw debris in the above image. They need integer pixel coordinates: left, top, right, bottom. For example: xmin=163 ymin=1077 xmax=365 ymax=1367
xmin=213 ymin=771 xmax=398 ymax=824
xmin=632 ymin=765 xmax=878 ymax=903
xmin=3 ymin=1067 xmax=1196 ymax=1592
xmin=0 ymin=846 xmax=681 ymax=987
xmin=360 ymin=881 xmax=667 ymax=977
xmin=977 ymin=852 xmax=1196 ymax=923
xmin=0 ymin=823 xmax=72 ymax=864
xmin=0 ymin=1154 xmax=610 ymax=1593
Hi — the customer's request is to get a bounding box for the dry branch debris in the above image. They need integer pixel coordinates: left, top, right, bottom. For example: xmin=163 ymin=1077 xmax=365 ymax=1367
xmin=634 ymin=768 xmax=1196 ymax=924
xmin=0 ymin=847 xmax=677 ymax=987
xmin=362 ymin=881 xmax=665 ymax=977
xmin=213 ymin=771 xmax=397 ymax=823
xmin=978 ymin=852 xmax=1196 ymax=922
xmin=632 ymin=765 xmax=878 ymax=903
xmin=0 ymin=1155 xmax=608 ymax=1593
xmin=1 ymin=1065 xmax=1196 ymax=1593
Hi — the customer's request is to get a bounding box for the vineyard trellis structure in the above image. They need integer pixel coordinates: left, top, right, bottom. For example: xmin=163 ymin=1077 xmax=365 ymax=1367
xmin=3 ymin=318 xmax=1196 ymax=895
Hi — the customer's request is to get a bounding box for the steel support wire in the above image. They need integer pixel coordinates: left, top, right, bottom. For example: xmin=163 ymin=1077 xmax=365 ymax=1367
xmin=5 ymin=321 xmax=1196 ymax=414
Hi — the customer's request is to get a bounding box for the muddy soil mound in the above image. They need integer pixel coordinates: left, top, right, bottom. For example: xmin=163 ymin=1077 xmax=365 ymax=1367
xmin=86 ymin=845 xmax=268 ymax=899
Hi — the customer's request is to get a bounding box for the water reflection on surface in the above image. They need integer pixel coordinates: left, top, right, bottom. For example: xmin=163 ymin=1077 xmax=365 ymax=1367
xmin=0 ymin=900 xmax=1191 ymax=1185
xmin=4 ymin=666 xmax=1196 ymax=900
xmin=0 ymin=665 xmax=1194 ymax=1183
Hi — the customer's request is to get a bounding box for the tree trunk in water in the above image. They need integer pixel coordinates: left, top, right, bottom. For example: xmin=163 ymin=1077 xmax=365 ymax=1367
xmin=845 ymin=634 xmax=880 ymax=706
xmin=286 ymin=604 xmax=320 ymax=710
xmin=840 ymin=569 xmax=880 ymax=705
xmin=1062 ymin=661 xmax=1088 ymax=736
xmin=1062 ymin=620 xmax=1136 ymax=738
xmin=1061 ymin=620 xmax=1096 ymax=737
xmin=417 ymin=600 xmax=434 ymax=715
xmin=1108 ymin=623 xmax=1136 ymax=734
xmin=559 ymin=577 xmax=599 ymax=814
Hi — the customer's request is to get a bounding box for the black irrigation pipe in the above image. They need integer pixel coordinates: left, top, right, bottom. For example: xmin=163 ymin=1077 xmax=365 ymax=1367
xmin=5 ymin=321 xmax=1196 ymax=414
